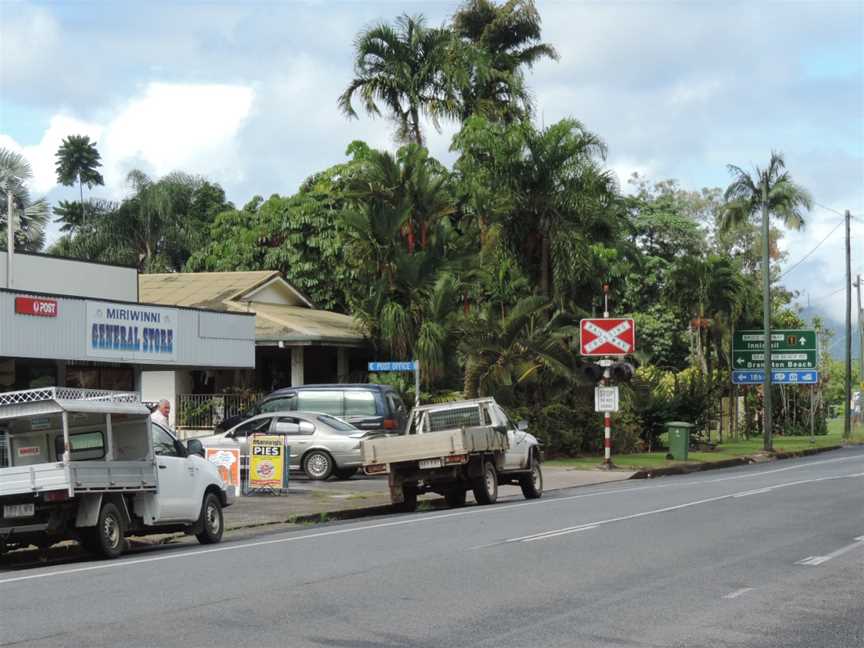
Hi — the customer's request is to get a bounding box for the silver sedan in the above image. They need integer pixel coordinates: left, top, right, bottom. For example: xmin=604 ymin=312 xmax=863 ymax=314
xmin=196 ymin=411 xmax=369 ymax=480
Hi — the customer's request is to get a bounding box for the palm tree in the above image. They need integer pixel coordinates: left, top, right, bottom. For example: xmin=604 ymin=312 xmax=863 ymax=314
xmin=339 ymin=14 xmax=458 ymax=145
xmin=54 ymin=135 xmax=105 ymax=212
xmin=451 ymin=0 xmax=558 ymax=121
xmin=482 ymin=118 xmax=616 ymax=300
xmin=459 ymin=295 xmax=578 ymax=400
xmin=0 ymin=148 xmax=49 ymax=252
xmin=348 ymin=144 xmax=453 ymax=253
xmin=721 ymin=152 xmax=812 ymax=451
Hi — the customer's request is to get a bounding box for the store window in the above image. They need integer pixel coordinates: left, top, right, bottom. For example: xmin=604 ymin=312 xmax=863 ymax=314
xmin=66 ymin=365 xmax=134 ymax=391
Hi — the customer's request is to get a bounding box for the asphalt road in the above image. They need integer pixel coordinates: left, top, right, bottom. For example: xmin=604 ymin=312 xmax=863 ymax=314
xmin=1 ymin=447 xmax=862 ymax=648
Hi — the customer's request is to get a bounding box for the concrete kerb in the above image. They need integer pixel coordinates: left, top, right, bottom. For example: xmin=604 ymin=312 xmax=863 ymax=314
xmin=628 ymin=444 xmax=845 ymax=479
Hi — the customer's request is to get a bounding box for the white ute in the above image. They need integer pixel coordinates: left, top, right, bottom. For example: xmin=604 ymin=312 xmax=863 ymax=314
xmin=0 ymin=388 xmax=233 ymax=559
xmin=361 ymin=397 xmax=543 ymax=510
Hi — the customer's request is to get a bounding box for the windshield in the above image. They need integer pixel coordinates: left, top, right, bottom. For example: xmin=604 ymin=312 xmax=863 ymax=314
xmin=317 ymin=415 xmax=358 ymax=434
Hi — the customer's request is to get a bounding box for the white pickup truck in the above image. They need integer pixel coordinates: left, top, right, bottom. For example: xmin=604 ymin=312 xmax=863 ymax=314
xmin=0 ymin=387 xmax=233 ymax=559
xmin=361 ymin=397 xmax=543 ymax=510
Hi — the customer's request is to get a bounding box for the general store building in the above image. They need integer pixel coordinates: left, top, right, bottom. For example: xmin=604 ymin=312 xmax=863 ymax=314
xmin=0 ymin=252 xmax=256 ymax=430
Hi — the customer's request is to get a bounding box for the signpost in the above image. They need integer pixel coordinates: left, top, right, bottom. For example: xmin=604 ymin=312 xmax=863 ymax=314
xmin=594 ymin=386 xmax=619 ymax=413
xmin=732 ymin=369 xmax=819 ymax=385
xmin=580 ymin=318 xmax=636 ymax=356
xmin=369 ymin=360 xmax=420 ymax=408
xmin=580 ymin=287 xmax=636 ymax=468
xmin=732 ymin=329 xmax=817 ymax=370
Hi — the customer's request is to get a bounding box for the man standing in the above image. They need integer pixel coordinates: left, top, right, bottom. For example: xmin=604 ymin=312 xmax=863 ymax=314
xmin=151 ymin=399 xmax=171 ymax=428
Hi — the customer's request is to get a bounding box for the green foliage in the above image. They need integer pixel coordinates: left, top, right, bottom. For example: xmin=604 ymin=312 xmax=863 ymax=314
xmin=0 ymin=148 xmax=49 ymax=251
xmin=186 ymin=170 xmax=357 ymax=312
xmin=54 ymin=134 xmax=104 ymax=213
xmin=50 ymin=170 xmax=233 ymax=272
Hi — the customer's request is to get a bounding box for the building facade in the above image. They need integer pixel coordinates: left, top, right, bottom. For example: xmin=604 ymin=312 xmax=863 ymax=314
xmin=0 ymin=252 xmax=256 ymax=429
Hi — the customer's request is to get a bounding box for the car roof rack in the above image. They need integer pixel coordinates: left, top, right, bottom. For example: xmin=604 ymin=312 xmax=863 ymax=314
xmin=0 ymin=387 xmax=140 ymax=407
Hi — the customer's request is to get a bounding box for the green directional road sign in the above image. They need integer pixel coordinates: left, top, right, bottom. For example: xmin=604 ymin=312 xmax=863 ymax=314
xmin=732 ymin=329 xmax=817 ymax=370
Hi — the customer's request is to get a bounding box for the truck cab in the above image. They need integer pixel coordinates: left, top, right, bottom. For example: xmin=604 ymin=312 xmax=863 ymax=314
xmin=0 ymin=387 xmax=233 ymax=558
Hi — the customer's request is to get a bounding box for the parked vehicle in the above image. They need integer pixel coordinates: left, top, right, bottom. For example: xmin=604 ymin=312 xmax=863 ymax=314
xmin=215 ymin=384 xmax=408 ymax=436
xmin=361 ymin=397 xmax=543 ymax=511
xmin=199 ymin=411 xmax=370 ymax=480
xmin=0 ymin=388 xmax=233 ymax=559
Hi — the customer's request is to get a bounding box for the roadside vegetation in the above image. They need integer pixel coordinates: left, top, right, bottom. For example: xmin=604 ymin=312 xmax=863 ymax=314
xmin=1 ymin=1 xmax=844 ymax=460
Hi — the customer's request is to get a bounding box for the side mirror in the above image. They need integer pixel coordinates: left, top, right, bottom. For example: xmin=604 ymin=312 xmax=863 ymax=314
xmin=186 ymin=438 xmax=205 ymax=458
xmin=517 ymin=420 xmax=529 ymax=431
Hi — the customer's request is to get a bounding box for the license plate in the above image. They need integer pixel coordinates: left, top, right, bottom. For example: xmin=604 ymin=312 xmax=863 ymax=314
xmin=3 ymin=503 xmax=35 ymax=518
xmin=419 ymin=458 xmax=442 ymax=470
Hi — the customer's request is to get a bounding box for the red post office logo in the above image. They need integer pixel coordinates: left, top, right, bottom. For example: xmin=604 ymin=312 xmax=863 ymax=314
xmin=15 ymin=297 xmax=59 ymax=318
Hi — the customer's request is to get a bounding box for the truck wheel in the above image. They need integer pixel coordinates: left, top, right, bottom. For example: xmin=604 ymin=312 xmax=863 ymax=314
xmin=304 ymin=451 xmax=334 ymax=480
xmin=85 ymin=502 xmax=127 ymax=559
xmin=444 ymin=488 xmax=467 ymax=508
xmin=395 ymin=484 xmax=418 ymax=512
xmin=520 ymin=460 xmax=543 ymax=499
xmin=195 ymin=492 xmax=224 ymax=545
xmin=334 ymin=467 xmax=358 ymax=480
xmin=472 ymin=461 xmax=498 ymax=505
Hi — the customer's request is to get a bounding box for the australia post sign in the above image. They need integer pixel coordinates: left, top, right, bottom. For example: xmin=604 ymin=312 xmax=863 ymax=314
xmin=580 ymin=318 xmax=636 ymax=356
xmin=86 ymin=302 xmax=178 ymax=362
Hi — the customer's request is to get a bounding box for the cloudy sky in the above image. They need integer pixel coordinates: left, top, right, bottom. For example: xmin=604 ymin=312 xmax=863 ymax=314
xmin=1 ymin=0 xmax=862 ymax=326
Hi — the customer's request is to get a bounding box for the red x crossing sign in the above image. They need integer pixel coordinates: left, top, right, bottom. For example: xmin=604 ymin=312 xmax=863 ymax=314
xmin=580 ymin=318 xmax=636 ymax=356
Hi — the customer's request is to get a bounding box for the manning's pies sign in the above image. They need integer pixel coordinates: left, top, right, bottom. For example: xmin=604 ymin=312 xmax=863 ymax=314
xmin=86 ymin=302 xmax=178 ymax=361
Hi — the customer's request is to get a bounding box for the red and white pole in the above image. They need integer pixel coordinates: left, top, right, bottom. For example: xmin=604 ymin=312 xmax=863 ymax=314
xmin=603 ymin=411 xmax=612 ymax=464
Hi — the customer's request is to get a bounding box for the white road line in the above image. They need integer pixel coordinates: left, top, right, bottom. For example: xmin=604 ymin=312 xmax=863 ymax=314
xmin=795 ymin=535 xmax=864 ymax=566
xmin=722 ymin=587 xmax=754 ymax=599
xmin=732 ymin=487 xmax=774 ymax=498
xmin=1 ymin=456 xmax=861 ymax=586
xmin=506 ymin=471 xmax=864 ymax=544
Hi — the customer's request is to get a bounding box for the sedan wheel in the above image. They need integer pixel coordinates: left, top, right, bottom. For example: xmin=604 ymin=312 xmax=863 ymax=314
xmin=304 ymin=451 xmax=334 ymax=480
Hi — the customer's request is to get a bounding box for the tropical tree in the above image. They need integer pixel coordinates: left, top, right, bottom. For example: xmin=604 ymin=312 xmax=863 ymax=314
xmin=347 ymin=144 xmax=454 ymax=253
xmin=339 ymin=14 xmax=458 ymax=145
xmin=0 ymin=148 xmax=49 ymax=252
xmin=451 ymin=0 xmax=558 ymax=122
xmin=453 ymin=116 xmax=618 ymax=302
xmin=459 ymin=295 xmax=578 ymax=401
xmin=54 ymin=135 xmax=104 ymax=215
xmin=721 ymin=151 xmax=812 ymax=450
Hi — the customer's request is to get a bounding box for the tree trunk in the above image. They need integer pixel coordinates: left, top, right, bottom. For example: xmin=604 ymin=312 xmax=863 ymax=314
xmin=78 ymin=173 xmax=84 ymax=228
xmin=540 ymin=233 xmax=551 ymax=298
xmin=761 ymin=178 xmax=773 ymax=450
xmin=463 ymin=357 xmax=481 ymax=399
xmin=410 ymin=107 xmax=423 ymax=146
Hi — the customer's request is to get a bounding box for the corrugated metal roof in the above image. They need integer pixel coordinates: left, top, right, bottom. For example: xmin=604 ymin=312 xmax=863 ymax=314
xmin=140 ymin=272 xmax=365 ymax=346
xmin=140 ymin=272 xmax=279 ymax=310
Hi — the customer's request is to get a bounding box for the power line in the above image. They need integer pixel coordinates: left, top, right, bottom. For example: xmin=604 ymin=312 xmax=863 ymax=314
xmin=811 ymin=285 xmax=846 ymax=304
xmin=813 ymin=202 xmax=860 ymax=219
xmin=778 ymin=217 xmax=845 ymax=280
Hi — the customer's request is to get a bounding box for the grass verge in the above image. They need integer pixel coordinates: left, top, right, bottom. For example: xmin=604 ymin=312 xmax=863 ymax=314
xmin=547 ymin=418 xmax=864 ymax=471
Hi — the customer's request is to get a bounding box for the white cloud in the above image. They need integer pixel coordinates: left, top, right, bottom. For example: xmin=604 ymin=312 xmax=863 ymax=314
xmin=0 ymin=3 xmax=60 ymax=89
xmin=1 ymin=82 xmax=254 ymax=197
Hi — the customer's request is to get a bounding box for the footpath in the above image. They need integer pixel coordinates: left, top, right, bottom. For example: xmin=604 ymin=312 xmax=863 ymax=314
xmin=221 ymin=466 xmax=634 ymax=532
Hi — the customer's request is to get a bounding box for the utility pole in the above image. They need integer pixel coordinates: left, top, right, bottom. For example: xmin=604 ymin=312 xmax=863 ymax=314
xmin=856 ymin=274 xmax=863 ymax=408
xmin=5 ymin=190 xmax=13 ymax=289
xmin=761 ymin=178 xmax=773 ymax=451
xmin=844 ymin=210 xmax=852 ymax=440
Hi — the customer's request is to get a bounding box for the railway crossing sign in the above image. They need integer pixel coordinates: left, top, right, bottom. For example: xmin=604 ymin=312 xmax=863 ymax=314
xmin=580 ymin=318 xmax=636 ymax=356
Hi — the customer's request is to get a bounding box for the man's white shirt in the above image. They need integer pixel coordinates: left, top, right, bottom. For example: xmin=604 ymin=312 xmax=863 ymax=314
xmin=151 ymin=410 xmax=169 ymax=428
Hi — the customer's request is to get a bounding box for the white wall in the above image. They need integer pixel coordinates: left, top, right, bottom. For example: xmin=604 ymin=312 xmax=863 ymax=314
xmin=0 ymin=252 xmax=137 ymax=302
xmin=0 ymin=291 xmax=256 ymax=368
